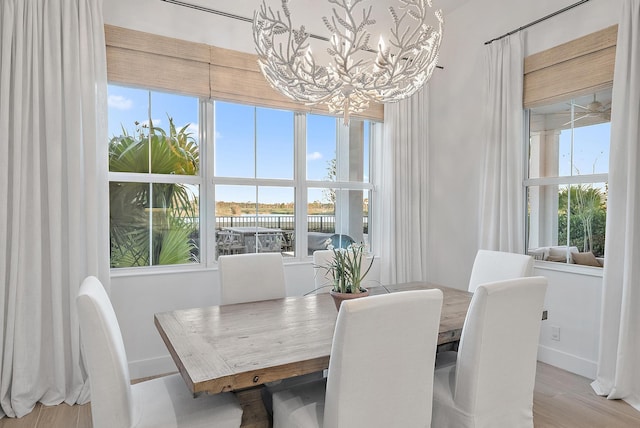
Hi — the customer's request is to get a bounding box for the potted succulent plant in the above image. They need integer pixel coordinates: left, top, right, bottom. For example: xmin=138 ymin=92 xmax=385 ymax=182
xmin=322 ymin=242 xmax=374 ymax=310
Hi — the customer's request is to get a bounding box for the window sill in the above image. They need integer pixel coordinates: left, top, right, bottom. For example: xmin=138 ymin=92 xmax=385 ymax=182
xmin=110 ymin=263 xmax=209 ymax=278
xmin=534 ymin=260 xmax=604 ymax=278
xmin=109 ymin=255 xmax=323 ymax=278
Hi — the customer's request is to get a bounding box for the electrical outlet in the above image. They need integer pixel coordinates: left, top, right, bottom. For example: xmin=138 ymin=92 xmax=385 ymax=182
xmin=550 ymin=325 xmax=560 ymax=341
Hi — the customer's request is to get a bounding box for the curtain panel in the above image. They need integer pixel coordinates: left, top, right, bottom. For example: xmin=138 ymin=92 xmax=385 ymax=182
xmin=478 ymin=33 xmax=525 ymax=253
xmin=0 ymin=0 xmax=109 ymax=417
xmin=591 ymin=0 xmax=640 ymax=411
xmin=378 ymin=88 xmax=430 ymax=284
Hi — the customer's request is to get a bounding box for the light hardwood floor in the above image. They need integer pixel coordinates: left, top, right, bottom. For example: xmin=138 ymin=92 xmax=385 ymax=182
xmin=1 ymin=362 xmax=638 ymax=428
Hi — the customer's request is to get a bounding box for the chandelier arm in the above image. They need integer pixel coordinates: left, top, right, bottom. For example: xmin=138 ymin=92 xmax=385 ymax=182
xmin=329 ymin=13 xmax=356 ymax=52
xmin=352 ymin=6 xmax=375 ymax=51
xmin=369 ymin=48 xmax=437 ymax=96
xmin=328 ymin=20 xmax=356 ymax=81
xmin=395 ymin=19 xmax=418 ymax=50
xmin=329 ymin=0 xmax=374 ymax=52
xmin=327 ymin=1 xmax=377 ymax=86
xmin=256 ymin=2 xmax=343 ymax=100
xmin=389 ymin=3 xmax=425 ymax=52
xmin=374 ymin=21 xmax=442 ymax=100
xmin=281 ymin=5 xmax=296 ymax=76
xmin=262 ymin=4 xmax=287 ymax=33
xmin=374 ymin=29 xmax=409 ymax=85
xmin=375 ymin=2 xmax=435 ymax=85
xmin=327 ymin=0 xmax=364 ymax=13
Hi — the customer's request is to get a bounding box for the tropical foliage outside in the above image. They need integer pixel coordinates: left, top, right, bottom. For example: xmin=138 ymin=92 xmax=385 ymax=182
xmin=558 ymin=184 xmax=607 ymax=256
xmin=109 ymin=118 xmax=200 ymax=268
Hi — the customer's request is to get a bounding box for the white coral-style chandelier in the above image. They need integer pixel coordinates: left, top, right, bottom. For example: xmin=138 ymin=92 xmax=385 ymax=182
xmin=253 ymin=0 xmax=443 ymax=124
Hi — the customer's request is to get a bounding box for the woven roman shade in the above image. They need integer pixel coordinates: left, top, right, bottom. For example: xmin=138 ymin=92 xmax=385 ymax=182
xmin=524 ymin=25 xmax=617 ymax=108
xmin=104 ymin=25 xmax=383 ymax=121
xmin=106 ymin=25 xmax=210 ymax=98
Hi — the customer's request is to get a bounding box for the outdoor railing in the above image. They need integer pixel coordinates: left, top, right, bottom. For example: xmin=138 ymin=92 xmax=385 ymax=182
xmin=215 ymin=215 xmax=368 ymax=234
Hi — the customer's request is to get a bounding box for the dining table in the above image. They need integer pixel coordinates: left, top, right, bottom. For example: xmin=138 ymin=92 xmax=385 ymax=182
xmin=154 ymin=282 xmax=472 ymax=397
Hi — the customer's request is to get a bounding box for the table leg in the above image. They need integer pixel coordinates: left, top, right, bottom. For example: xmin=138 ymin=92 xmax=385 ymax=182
xmin=235 ymin=386 xmax=271 ymax=428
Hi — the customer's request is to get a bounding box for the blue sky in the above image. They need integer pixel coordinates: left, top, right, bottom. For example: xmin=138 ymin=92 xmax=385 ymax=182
xmin=558 ymin=122 xmax=610 ymax=178
xmin=108 ymin=84 xmax=370 ymax=204
xmin=107 ymin=86 xmax=198 ymax=138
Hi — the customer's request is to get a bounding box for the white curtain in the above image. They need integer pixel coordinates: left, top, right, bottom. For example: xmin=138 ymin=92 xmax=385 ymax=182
xmin=478 ymin=33 xmax=525 ymax=253
xmin=591 ymin=0 xmax=640 ymax=411
xmin=377 ymin=88 xmax=429 ymax=284
xmin=0 ymin=0 xmax=109 ymax=418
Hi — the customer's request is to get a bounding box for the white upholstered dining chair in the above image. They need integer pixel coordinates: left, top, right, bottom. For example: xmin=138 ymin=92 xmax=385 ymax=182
xmin=431 ymin=276 xmax=548 ymax=428
xmin=271 ymin=289 xmax=444 ymax=428
xmin=467 ymin=249 xmax=534 ymax=293
xmin=312 ymin=249 xmax=335 ymax=293
xmin=218 ymin=252 xmax=286 ymax=304
xmin=76 ymin=276 xmax=243 ymax=428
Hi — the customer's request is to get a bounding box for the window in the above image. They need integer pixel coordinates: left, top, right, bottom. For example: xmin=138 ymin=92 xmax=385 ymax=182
xmin=108 ymin=85 xmax=201 ymax=268
xmin=525 ymin=89 xmax=610 ymax=266
xmin=522 ymin=26 xmax=616 ymax=268
xmin=306 ymin=114 xmax=371 ymax=255
xmin=213 ymin=102 xmax=376 ymax=260
xmin=108 ymin=88 xmax=379 ymax=269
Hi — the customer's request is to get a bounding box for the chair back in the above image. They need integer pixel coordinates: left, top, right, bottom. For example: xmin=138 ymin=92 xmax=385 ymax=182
xmin=312 ymin=249 xmax=335 ymax=293
xmin=324 ymin=290 xmax=443 ymax=427
xmin=218 ymin=252 xmax=286 ymax=304
xmin=329 ymin=233 xmax=355 ymax=249
xmin=454 ymin=276 xmax=547 ymax=419
xmin=468 ymin=249 xmax=534 ymax=292
xmin=77 ymin=276 xmax=135 ymax=428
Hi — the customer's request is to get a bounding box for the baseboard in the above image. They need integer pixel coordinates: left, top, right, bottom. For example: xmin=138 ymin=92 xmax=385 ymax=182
xmin=537 ymin=344 xmax=597 ymax=379
xmin=128 ymin=355 xmax=177 ymax=381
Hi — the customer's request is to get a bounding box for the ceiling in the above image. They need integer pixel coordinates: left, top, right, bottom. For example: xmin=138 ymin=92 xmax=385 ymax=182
xmin=531 ymin=88 xmax=612 ymax=115
xmin=530 ymin=88 xmax=613 ymax=131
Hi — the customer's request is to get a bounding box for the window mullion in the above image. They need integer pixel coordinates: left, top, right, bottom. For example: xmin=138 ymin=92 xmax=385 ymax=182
xmin=203 ymin=98 xmax=215 ymax=266
xmin=108 ymin=172 xmax=202 ymax=185
xmin=295 ymin=112 xmax=308 ymax=258
xmin=306 ymin=180 xmax=374 ymax=190
xmin=524 ymin=173 xmax=608 ymax=187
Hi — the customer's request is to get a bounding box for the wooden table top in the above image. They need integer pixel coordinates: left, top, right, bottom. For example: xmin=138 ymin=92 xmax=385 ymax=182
xmin=154 ymin=282 xmax=472 ymax=395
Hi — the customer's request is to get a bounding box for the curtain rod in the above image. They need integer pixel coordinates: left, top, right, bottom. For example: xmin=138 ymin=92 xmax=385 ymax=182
xmin=484 ymin=0 xmax=591 ymax=45
xmin=160 ymin=0 xmax=331 ymax=42
xmin=159 ymin=0 xmax=444 ymax=69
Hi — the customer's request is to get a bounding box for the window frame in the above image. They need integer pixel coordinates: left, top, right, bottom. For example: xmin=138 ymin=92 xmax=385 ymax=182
xmin=107 ymin=85 xmax=203 ymax=271
xmin=109 ymin=92 xmax=378 ymax=272
xmin=524 ymin=100 xmax=609 ymax=269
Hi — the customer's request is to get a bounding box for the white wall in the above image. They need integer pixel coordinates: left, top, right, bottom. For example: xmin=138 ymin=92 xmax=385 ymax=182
xmin=534 ymin=265 xmax=603 ymax=379
xmin=103 ymin=0 xmax=258 ymax=53
xmin=426 ymin=0 xmax=622 ymax=378
xmin=104 ymin=0 xmax=623 ymax=379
